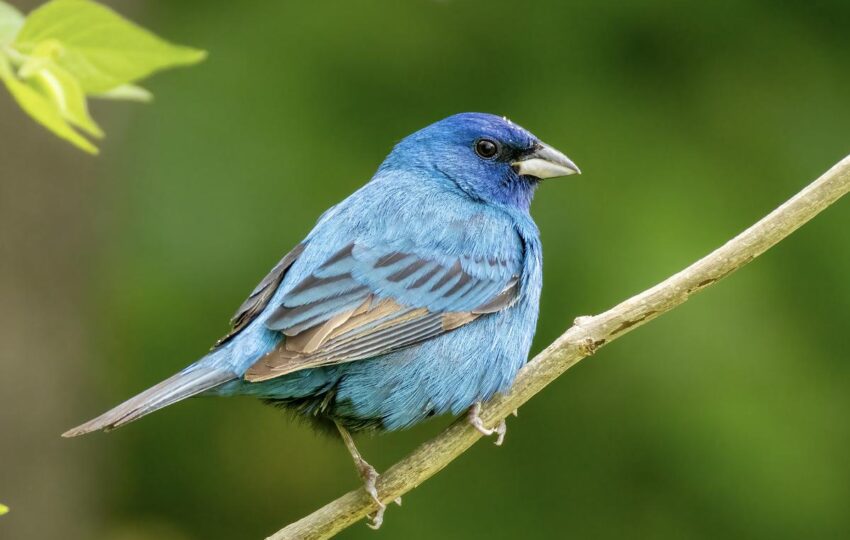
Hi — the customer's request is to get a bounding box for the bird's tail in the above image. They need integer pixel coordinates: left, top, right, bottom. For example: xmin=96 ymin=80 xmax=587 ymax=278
xmin=62 ymin=365 xmax=236 ymax=438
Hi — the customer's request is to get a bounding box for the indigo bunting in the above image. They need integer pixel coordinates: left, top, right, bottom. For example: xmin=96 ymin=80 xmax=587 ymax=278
xmin=64 ymin=112 xmax=579 ymax=527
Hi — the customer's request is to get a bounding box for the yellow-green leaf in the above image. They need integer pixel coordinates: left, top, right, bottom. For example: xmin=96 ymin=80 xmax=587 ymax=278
xmin=25 ymin=60 xmax=103 ymax=137
xmin=0 ymin=1 xmax=23 ymax=46
xmin=92 ymin=83 xmax=152 ymax=102
xmin=1 ymin=61 xmax=98 ymax=153
xmin=0 ymin=503 xmax=8 ymax=516
xmin=14 ymin=0 xmax=206 ymax=93
xmin=0 ymin=49 xmax=11 ymax=78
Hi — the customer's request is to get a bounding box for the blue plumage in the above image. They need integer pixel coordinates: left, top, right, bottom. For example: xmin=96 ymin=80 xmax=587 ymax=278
xmin=213 ymin=183 xmax=539 ymax=430
xmin=65 ymin=111 xmax=579 ymax=442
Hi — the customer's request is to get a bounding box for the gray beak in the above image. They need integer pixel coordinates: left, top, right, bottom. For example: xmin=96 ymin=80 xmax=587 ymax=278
xmin=511 ymin=142 xmax=580 ymax=179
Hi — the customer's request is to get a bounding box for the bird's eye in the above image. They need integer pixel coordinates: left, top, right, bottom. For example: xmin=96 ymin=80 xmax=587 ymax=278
xmin=474 ymin=138 xmax=500 ymax=159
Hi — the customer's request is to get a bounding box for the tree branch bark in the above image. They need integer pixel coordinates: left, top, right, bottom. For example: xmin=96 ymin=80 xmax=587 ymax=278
xmin=268 ymin=155 xmax=850 ymax=540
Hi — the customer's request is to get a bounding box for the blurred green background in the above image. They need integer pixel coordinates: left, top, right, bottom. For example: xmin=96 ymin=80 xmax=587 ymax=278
xmin=2 ymin=0 xmax=850 ymax=538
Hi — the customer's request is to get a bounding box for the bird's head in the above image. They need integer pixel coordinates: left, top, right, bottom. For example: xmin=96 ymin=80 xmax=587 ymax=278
xmin=381 ymin=112 xmax=580 ymax=211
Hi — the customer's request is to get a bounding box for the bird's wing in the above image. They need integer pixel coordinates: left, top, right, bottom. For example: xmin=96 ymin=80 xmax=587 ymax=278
xmin=244 ymin=242 xmax=521 ymax=382
xmin=214 ymin=243 xmax=306 ymax=348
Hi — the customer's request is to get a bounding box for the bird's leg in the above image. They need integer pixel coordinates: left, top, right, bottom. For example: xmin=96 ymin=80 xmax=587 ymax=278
xmin=467 ymin=401 xmax=507 ymax=446
xmin=335 ymin=422 xmax=399 ymax=529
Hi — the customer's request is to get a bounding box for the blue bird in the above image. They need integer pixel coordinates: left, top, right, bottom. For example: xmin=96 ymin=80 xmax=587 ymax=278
xmin=64 ymin=112 xmax=579 ymax=527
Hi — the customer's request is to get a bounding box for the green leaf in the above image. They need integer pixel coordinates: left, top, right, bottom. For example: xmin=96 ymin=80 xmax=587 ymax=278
xmin=1 ymin=57 xmax=98 ymax=154
xmin=0 ymin=49 xmax=10 ymax=78
xmin=28 ymin=60 xmax=104 ymax=137
xmin=14 ymin=38 xmax=102 ymax=137
xmin=0 ymin=503 xmax=8 ymax=516
xmin=91 ymin=83 xmax=152 ymax=102
xmin=0 ymin=1 xmax=24 ymax=46
xmin=14 ymin=0 xmax=206 ymax=93
xmin=18 ymin=41 xmax=104 ymax=137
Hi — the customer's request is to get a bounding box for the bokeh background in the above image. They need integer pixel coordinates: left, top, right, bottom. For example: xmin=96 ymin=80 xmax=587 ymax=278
xmin=2 ymin=0 xmax=850 ymax=538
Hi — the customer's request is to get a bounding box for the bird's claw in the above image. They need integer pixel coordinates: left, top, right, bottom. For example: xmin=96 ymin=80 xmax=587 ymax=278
xmin=367 ymin=505 xmax=386 ymax=530
xmin=491 ymin=419 xmax=507 ymax=446
xmin=468 ymin=402 xmax=508 ymax=446
xmin=359 ymin=462 xmax=381 ymax=504
xmin=336 ymin=422 xmax=396 ymax=529
xmin=356 ymin=460 xmax=387 ymax=529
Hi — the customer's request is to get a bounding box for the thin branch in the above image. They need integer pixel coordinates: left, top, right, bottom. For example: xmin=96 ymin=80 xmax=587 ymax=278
xmin=268 ymin=155 xmax=850 ymax=540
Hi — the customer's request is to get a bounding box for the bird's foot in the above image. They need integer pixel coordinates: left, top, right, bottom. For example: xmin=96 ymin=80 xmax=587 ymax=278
xmin=355 ymin=459 xmax=387 ymax=529
xmin=356 ymin=463 xmax=402 ymax=529
xmin=467 ymin=401 xmax=507 ymax=446
xmin=336 ymin=421 xmax=398 ymax=529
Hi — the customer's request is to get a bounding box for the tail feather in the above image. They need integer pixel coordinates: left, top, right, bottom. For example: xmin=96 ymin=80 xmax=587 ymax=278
xmin=63 ymin=366 xmax=236 ymax=437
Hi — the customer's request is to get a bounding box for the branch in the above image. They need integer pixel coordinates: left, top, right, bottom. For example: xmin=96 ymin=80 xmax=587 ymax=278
xmin=269 ymin=155 xmax=850 ymax=540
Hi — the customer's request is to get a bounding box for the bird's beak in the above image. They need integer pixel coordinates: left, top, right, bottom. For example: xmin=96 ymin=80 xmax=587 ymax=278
xmin=511 ymin=142 xmax=581 ymax=179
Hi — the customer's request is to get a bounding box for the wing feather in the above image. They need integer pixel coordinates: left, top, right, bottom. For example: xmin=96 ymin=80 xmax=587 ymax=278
xmin=244 ymin=242 xmax=521 ymax=382
xmin=214 ymin=243 xmax=305 ymax=347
